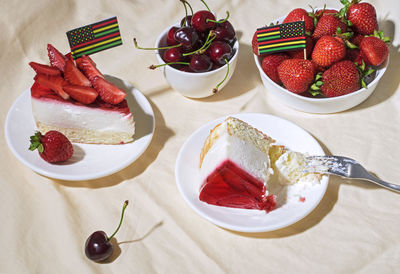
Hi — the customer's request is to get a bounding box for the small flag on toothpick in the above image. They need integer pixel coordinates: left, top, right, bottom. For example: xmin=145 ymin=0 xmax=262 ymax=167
xmin=256 ymin=21 xmax=306 ymax=55
xmin=66 ymin=16 xmax=122 ymax=59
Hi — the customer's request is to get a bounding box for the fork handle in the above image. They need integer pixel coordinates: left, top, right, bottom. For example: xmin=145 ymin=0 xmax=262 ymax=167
xmin=364 ymin=174 xmax=400 ymax=193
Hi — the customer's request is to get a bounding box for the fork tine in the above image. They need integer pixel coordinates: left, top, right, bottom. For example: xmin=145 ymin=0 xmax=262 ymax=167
xmin=305 ymin=155 xmax=351 ymax=176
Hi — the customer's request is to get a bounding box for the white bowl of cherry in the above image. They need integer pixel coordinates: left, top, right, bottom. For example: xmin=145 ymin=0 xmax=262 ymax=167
xmin=135 ymin=1 xmax=239 ymax=98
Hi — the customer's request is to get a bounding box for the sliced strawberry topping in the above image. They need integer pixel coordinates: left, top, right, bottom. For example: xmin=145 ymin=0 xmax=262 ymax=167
xmin=47 ymin=44 xmax=67 ymax=72
xmin=76 ymin=54 xmax=97 ymax=68
xmin=34 ymin=74 xmax=69 ymax=100
xmin=63 ymin=59 xmax=91 ymax=87
xmin=65 ymin=52 xmax=75 ymax=63
xmin=78 ymin=55 xmax=104 ymax=81
xmin=63 ymin=84 xmax=98 ymax=104
xmin=92 ymin=76 xmax=126 ymax=105
xmin=29 ymin=62 xmax=61 ymax=76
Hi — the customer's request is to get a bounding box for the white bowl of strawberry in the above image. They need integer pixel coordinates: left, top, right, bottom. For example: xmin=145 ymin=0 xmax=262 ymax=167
xmin=134 ymin=0 xmax=239 ymax=98
xmin=253 ymin=1 xmax=389 ymax=114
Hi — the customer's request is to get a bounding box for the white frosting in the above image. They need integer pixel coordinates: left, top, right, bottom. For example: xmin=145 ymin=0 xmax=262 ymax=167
xmin=31 ymin=97 xmax=135 ymax=134
xmin=200 ymin=122 xmax=272 ymax=187
xmin=274 ymin=151 xmax=321 ymax=186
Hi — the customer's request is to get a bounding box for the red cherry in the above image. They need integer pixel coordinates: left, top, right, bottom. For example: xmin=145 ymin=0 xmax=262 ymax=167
xmin=163 ymin=47 xmax=184 ymax=63
xmin=207 ymin=41 xmax=233 ymax=65
xmin=85 ymin=231 xmax=114 ymax=262
xmin=191 ymin=10 xmax=216 ymax=32
xmin=214 ymin=21 xmax=235 ymax=42
xmin=174 ymin=27 xmax=199 ymax=48
xmin=84 ymin=201 xmax=129 ymax=263
xmin=179 ymin=66 xmax=193 ymax=72
xmin=167 ymin=27 xmax=179 ymax=46
xmin=190 ymin=54 xmax=212 ymax=72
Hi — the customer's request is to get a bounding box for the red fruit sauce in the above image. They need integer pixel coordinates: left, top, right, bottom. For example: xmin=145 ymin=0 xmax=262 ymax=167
xmin=199 ymin=160 xmax=276 ymax=213
xmin=30 ymin=82 xmax=131 ymax=115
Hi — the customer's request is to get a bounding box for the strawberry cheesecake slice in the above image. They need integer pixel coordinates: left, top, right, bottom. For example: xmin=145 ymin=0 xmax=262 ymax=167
xmin=29 ymin=44 xmax=135 ymax=144
xmin=199 ymin=117 xmax=277 ymax=212
xmin=31 ymin=82 xmax=135 ymax=144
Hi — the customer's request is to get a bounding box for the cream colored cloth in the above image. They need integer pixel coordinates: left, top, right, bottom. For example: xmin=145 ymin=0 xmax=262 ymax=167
xmin=1 ymin=0 xmax=400 ymax=273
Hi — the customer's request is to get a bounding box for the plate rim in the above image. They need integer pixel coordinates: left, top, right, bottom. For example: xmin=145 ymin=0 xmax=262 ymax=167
xmin=175 ymin=113 xmax=328 ymax=233
xmin=5 ymin=84 xmax=155 ymax=181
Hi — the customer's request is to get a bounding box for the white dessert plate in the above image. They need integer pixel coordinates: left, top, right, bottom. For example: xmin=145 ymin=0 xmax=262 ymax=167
xmin=5 ymin=78 xmax=155 ymax=181
xmin=175 ymin=113 xmax=328 ymax=233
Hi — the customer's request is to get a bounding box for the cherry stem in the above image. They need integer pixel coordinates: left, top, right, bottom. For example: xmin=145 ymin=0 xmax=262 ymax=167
xmin=181 ymin=0 xmax=189 ymax=27
xmin=149 ymin=62 xmax=190 ymax=69
xmin=180 ymin=0 xmax=193 ymax=15
xmin=133 ymin=38 xmax=182 ymax=50
xmin=207 ymin=11 xmax=230 ymax=24
xmin=107 ymin=200 xmax=129 ymax=241
xmin=213 ymin=58 xmax=229 ymax=94
xmin=200 ymin=0 xmax=211 ymax=12
xmin=182 ymin=31 xmax=216 ymax=56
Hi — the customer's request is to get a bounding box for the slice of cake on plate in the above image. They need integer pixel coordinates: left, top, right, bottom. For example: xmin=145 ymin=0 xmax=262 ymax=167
xmin=29 ymin=44 xmax=135 ymax=144
xmin=199 ymin=116 xmax=322 ymax=213
xmin=199 ymin=116 xmax=277 ymax=212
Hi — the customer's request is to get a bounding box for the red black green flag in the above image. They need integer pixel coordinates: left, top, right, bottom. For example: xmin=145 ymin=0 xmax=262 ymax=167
xmin=256 ymin=21 xmax=306 ymax=55
xmin=66 ymin=17 xmax=122 ymax=59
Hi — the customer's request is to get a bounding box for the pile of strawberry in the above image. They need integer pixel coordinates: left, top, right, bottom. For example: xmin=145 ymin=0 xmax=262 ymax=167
xmin=29 ymin=44 xmax=126 ymax=105
xmin=252 ymin=0 xmax=390 ymax=98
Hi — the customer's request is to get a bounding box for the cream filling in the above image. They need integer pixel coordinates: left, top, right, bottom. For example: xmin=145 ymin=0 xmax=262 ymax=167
xmin=200 ymin=130 xmax=272 ymax=188
xmin=32 ymin=97 xmax=135 ymax=134
xmin=274 ymin=151 xmax=321 ymax=186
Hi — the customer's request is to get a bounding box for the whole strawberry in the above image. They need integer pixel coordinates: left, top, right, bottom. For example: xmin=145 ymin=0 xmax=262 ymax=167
xmin=318 ymin=60 xmax=360 ymax=97
xmin=312 ymin=35 xmax=346 ymax=67
xmin=312 ymin=15 xmax=347 ymax=40
xmin=346 ymin=1 xmax=378 ymax=35
xmin=346 ymin=49 xmax=363 ymax=65
xmin=261 ymin=53 xmax=289 ymax=84
xmin=277 ymin=59 xmax=316 ymax=93
xmin=252 ymin=32 xmax=260 ymax=55
xmin=29 ymin=131 xmax=74 ymax=163
xmin=283 ymin=8 xmax=314 ymax=33
xmin=360 ymin=36 xmax=389 ymax=66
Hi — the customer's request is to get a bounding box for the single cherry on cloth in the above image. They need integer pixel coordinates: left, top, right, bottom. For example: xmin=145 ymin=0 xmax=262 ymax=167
xmin=191 ymin=10 xmax=216 ymax=32
xmin=214 ymin=21 xmax=236 ymax=42
xmin=174 ymin=27 xmax=199 ymax=48
xmin=207 ymin=41 xmax=233 ymax=65
xmin=190 ymin=54 xmax=212 ymax=72
xmin=85 ymin=200 xmax=129 ymax=262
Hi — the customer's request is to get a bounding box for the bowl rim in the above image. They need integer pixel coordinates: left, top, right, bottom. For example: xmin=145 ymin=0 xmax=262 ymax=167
xmin=154 ymin=22 xmax=239 ymax=77
xmin=253 ymin=11 xmax=389 ymax=102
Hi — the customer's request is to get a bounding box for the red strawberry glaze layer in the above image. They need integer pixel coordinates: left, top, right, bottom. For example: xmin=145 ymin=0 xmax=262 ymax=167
xmin=199 ymin=160 xmax=276 ymax=213
xmin=30 ymin=82 xmax=131 ymax=115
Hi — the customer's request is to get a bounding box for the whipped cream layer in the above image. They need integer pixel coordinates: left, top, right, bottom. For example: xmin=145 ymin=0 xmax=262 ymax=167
xmin=32 ymin=97 xmax=135 ymax=134
xmin=200 ymin=122 xmax=272 ymax=187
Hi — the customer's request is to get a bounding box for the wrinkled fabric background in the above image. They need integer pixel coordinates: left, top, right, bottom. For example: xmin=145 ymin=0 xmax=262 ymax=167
xmin=1 ymin=0 xmax=399 ymax=273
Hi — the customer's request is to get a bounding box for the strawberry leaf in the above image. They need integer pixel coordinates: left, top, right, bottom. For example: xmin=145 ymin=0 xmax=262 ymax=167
xmin=309 ymin=89 xmax=322 ymax=96
xmin=29 ymin=131 xmax=44 ymax=152
xmin=365 ymin=68 xmax=375 ymax=77
xmin=361 ymin=79 xmax=367 ymax=89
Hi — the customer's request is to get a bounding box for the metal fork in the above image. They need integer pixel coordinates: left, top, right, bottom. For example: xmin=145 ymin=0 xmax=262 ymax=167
xmin=304 ymin=156 xmax=400 ymax=193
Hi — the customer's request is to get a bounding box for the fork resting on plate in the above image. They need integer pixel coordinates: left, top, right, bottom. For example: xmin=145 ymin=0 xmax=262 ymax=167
xmin=305 ymin=156 xmax=400 ymax=193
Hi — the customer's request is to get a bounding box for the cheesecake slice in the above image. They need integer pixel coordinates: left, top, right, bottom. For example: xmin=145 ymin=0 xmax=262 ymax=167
xmin=199 ymin=117 xmax=277 ymax=212
xmin=29 ymin=44 xmax=135 ymax=145
xmin=31 ymin=82 xmax=135 ymax=144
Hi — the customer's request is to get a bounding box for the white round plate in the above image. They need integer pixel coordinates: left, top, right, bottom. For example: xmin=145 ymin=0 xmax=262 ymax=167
xmin=5 ymin=77 xmax=155 ymax=181
xmin=175 ymin=113 xmax=328 ymax=233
